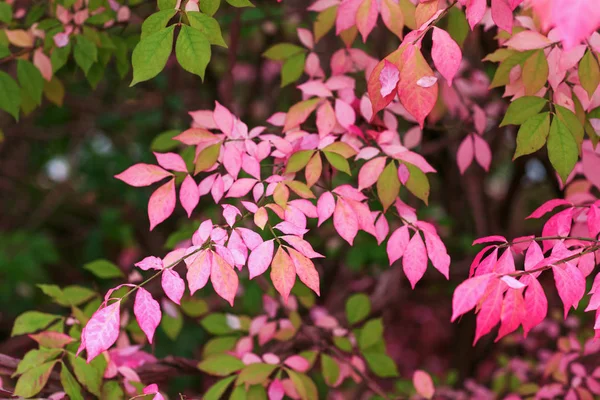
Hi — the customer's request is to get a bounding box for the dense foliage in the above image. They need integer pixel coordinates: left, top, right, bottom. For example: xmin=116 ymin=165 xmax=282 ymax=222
xmin=2 ymin=0 xmax=600 ymax=398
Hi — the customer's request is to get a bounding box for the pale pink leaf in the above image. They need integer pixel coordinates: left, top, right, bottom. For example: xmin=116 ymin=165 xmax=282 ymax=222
xmin=358 ymin=156 xmax=386 ymax=190
xmin=317 ymin=191 xmax=335 ymax=226
xmin=33 ymin=49 xmax=53 ymax=81
xmin=134 ymin=288 xmax=161 ymax=343
xmin=403 ymin=232 xmax=428 ymax=289
xmin=180 ymin=175 xmax=199 ymax=217
xmin=211 ymin=252 xmax=239 ymax=306
xmin=466 ymin=0 xmax=486 ymax=29
xmin=504 ymin=30 xmax=552 ymax=51
xmin=416 ymin=76 xmax=438 ymax=88
xmin=83 ymin=301 xmax=121 ymax=362
xmin=379 ymin=60 xmax=399 ymax=97
xmin=214 ymin=101 xmax=234 ymax=136
xmin=154 ymin=152 xmax=188 ymax=173
xmin=186 ymin=250 xmax=211 ymax=294
xmin=413 ymin=370 xmax=435 ymax=399
xmin=148 ymin=179 xmax=176 ymax=230
xmin=248 ymin=239 xmax=275 ymax=279
xmin=135 ymin=256 xmax=163 ymax=271
xmin=431 ymin=27 xmax=462 ymax=86
xmin=336 ymin=0 xmax=362 ymax=34
xmin=115 ymin=164 xmax=171 ymax=187
xmin=161 ymin=269 xmax=185 ymax=305
xmin=335 ymin=99 xmax=356 ymax=129
xmin=333 ymin=198 xmax=359 ymax=245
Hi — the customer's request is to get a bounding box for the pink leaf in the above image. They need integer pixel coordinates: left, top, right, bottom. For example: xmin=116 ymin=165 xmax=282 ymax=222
xmin=214 ymin=101 xmax=234 ymax=136
xmin=526 ymin=199 xmax=572 ymax=219
xmin=522 ymin=276 xmax=548 ymax=336
xmin=148 ymin=179 xmax=176 ymax=230
xmin=451 ymin=273 xmax=494 ymax=321
xmin=423 ymin=230 xmax=450 ymax=279
xmin=403 ymin=232 xmax=428 ymax=289
xmin=358 ymin=156 xmax=387 ymax=190
xmin=316 ymin=101 xmax=336 ymax=138
xmin=335 ymin=99 xmax=356 ymax=129
xmin=466 ymin=0 xmax=486 ymax=29
xmin=431 ymin=27 xmax=462 ymax=86
xmin=162 ymin=269 xmax=185 ymax=305
xmin=472 ymin=105 xmax=486 ymax=135
xmin=248 ymin=239 xmax=275 ymax=279
xmin=551 ymin=0 xmax=600 ymax=50
xmin=472 ymin=235 xmax=507 ymax=245
xmin=495 ymin=288 xmax=525 ymax=341
xmin=82 ymin=301 xmax=120 ymax=362
xmin=474 ymin=278 xmax=505 ymax=344
xmin=491 ymin=0 xmax=513 ymax=33
xmin=180 ymin=175 xmax=199 ymax=217
xmin=456 ymin=135 xmax=474 ymax=174
xmin=387 ymin=225 xmax=410 ymax=265
xmin=336 ymin=0 xmax=362 ymax=34
xmin=398 ymin=46 xmax=438 ymax=128
xmin=473 ymin=134 xmax=491 ymax=171
xmin=226 ymin=178 xmax=257 ymax=198
xmin=379 ymin=60 xmax=399 ymax=97
xmin=553 ymin=263 xmax=585 ymax=318
xmin=186 ymin=250 xmax=211 ymax=294
xmin=154 ymin=152 xmax=188 ymax=173
xmin=588 ymin=204 xmax=600 ymax=238
xmin=33 ymin=49 xmax=53 ymax=81
xmin=284 ymin=355 xmax=310 ymax=372
xmin=135 ymin=256 xmax=163 ymax=271
xmin=288 ymin=247 xmax=320 ymax=296
xmin=504 ymin=30 xmax=552 ymax=51
xmin=356 ymin=0 xmax=378 ymax=42
xmin=211 ymin=252 xmax=239 ymax=306
xmin=271 ymin=247 xmax=296 ymax=303
xmin=413 ymin=370 xmax=435 ymax=399
xmin=317 ymin=191 xmax=336 ymax=226
xmin=115 ymin=164 xmax=171 ymax=187
xmin=416 ymin=76 xmax=438 ymax=87
xmin=134 ymin=288 xmax=161 ymax=344
xmin=334 ymin=198 xmax=359 ymax=245
xmin=268 ymin=379 xmax=285 ymax=400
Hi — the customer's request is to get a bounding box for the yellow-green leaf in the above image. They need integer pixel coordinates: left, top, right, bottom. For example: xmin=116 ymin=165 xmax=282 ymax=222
xmin=513 ymin=112 xmax=550 ymax=159
xmin=131 ymin=26 xmax=175 ymax=86
xmin=522 ymin=49 xmax=548 ymax=95
xmin=547 ymin=116 xmax=578 ymax=184
xmin=194 ymin=143 xmax=221 ymax=174
xmin=377 ymin=161 xmax=400 ymax=211
xmin=579 ymin=49 xmax=600 ymax=98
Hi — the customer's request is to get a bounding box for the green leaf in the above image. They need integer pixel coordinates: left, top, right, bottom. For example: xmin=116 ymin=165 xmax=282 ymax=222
xmin=226 ymin=0 xmax=254 ymax=7
xmin=579 ymin=49 xmax=600 ymax=98
xmin=201 ymin=0 xmax=221 ymax=15
xmin=377 ymin=161 xmax=400 ymax=211
xmin=359 ymin=318 xmax=384 ymax=350
xmin=13 ymin=349 xmax=62 ymax=377
xmin=263 ymin=43 xmax=305 ymax=61
xmin=86 ymin=62 xmax=104 ymax=88
xmin=314 ymin=6 xmax=337 ymax=43
xmin=323 ymin=151 xmax=351 ymax=175
xmin=203 ymin=336 xmax=239 ymax=357
xmin=285 ymin=369 xmax=318 ymax=400
xmin=333 ymin=336 xmax=353 ymax=352
xmin=14 ymin=361 xmax=57 ymax=398
xmin=0 ymin=2 xmax=12 ymax=23
xmin=346 ymin=293 xmax=371 ymax=325
xmin=490 ymin=50 xmax=534 ymax=89
xmin=12 ymin=311 xmax=61 ymax=336
xmin=513 ymin=112 xmax=550 ymax=159
xmin=555 ymin=104 xmax=584 ymax=152
xmin=51 ymin=41 xmax=71 ymax=73
xmin=181 ymin=297 xmax=209 ymax=317
xmin=446 ymin=7 xmax=468 ymax=47
xmin=83 ymin=259 xmax=124 ymax=279
xmin=285 ymin=150 xmax=315 ymax=174
xmin=363 ymin=353 xmax=399 ymax=377
xmin=112 ymin=36 xmax=130 ymax=78
xmin=194 ymin=142 xmax=221 ymax=174
xmin=68 ymin=353 xmax=106 ymax=397
xmin=320 ymin=354 xmax=340 ymax=386
xmin=131 ymin=25 xmax=175 ymax=85
xmin=101 ymin=381 xmax=125 ymax=399
xmin=229 ymin=386 xmax=246 ymax=400
xmin=201 ymin=313 xmax=234 ymax=335
xmin=522 ymin=49 xmax=548 ymax=96
xmin=161 ymin=307 xmax=183 ymax=340
xmin=500 ymin=96 xmax=547 ymax=126
xmin=141 ymin=9 xmax=177 ymax=40
xmin=43 ymin=76 xmax=65 ymax=106
xmin=198 ymin=354 xmax=245 ymax=376
xmin=74 ymin=35 xmax=98 ymax=74
xmin=547 ymin=116 xmax=578 ymax=184
xmin=60 ymin=362 xmax=84 ymax=400
xmin=176 ymin=24 xmax=211 ymax=80
xmin=151 ymin=129 xmax=180 ymax=151
xmin=281 ymin=52 xmax=306 ymax=87
xmin=204 ymin=376 xmax=236 ymax=400
xmin=187 ymin=12 xmax=227 ymax=47
xmin=236 ymin=363 xmax=277 ymax=386
xmin=247 ymin=385 xmax=267 ymax=399
xmin=0 ymin=70 xmax=21 ymax=120
xmin=403 ymin=162 xmax=430 ymax=204
xmin=157 ymin=0 xmax=177 ymax=10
